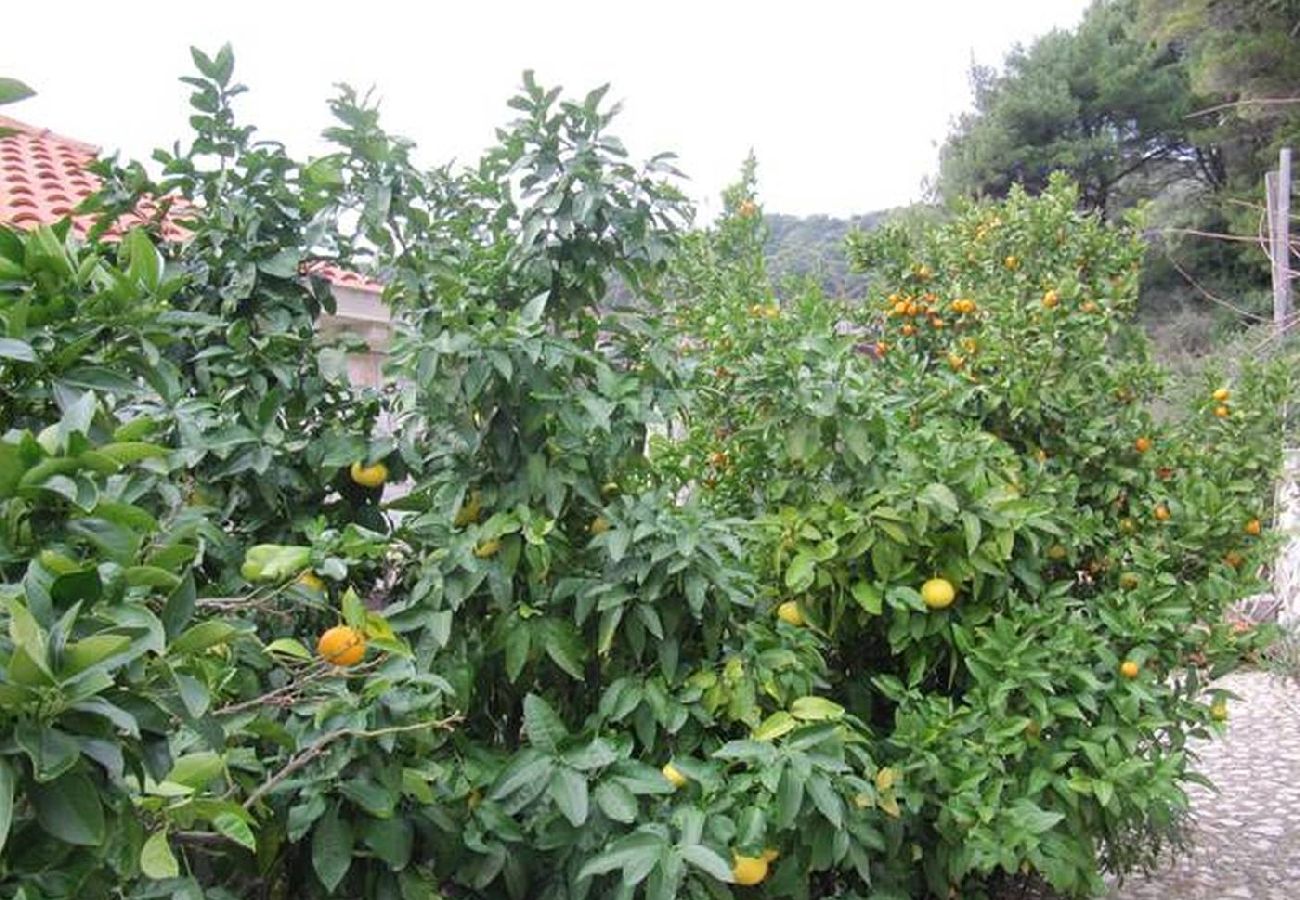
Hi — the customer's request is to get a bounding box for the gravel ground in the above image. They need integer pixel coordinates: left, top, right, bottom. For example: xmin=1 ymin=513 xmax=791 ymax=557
xmin=1107 ymin=671 xmax=1300 ymax=900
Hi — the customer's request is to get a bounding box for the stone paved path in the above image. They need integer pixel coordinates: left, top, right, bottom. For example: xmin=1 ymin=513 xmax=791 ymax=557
xmin=1109 ymin=671 xmax=1300 ymax=900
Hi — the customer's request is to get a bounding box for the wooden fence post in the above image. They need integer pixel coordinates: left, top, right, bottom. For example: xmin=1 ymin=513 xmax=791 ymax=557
xmin=1268 ymin=147 xmax=1292 ymax=334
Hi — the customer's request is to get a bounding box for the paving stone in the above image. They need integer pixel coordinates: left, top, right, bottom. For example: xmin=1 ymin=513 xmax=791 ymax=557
xmin=1107 ymin=672 xmax=1300 ymax=900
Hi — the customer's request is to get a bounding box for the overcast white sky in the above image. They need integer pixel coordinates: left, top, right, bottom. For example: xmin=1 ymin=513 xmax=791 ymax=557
xmin=5 ymin=1 xmax=1091 ymax=218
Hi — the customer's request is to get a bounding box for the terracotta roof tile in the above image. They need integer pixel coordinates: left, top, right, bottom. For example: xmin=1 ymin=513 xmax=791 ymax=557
xmin=0 ymin=115 xmax=381 ymax=293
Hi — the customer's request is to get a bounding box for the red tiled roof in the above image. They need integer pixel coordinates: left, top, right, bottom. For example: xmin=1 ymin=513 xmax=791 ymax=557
xmin=0 ymin=115 xmax=382 ymax=293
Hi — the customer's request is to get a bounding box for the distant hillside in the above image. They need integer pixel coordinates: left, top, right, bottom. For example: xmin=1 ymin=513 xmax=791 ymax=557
xmin=763 ymin=211 xmax=889 ymax=299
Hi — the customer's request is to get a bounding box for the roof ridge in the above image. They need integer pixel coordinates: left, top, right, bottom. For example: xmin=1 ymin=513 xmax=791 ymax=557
xmin=0 ymin=115 xmax=101 ymax=157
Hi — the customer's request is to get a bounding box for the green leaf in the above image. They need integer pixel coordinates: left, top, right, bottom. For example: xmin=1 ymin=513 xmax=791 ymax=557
xmin=851 ymin=580 xmax=882 ymax=615
xmin=519 ymin=291 xmax=549 ymax=326
xmin=31 ymin=772 xmax=105 ymax=845
xmin=522 ymin=693 xmax=568 ymax=752
xmin=97 ymin=442 xmax=168 ymax=465
xmin=752 ymin=711 xmax=797 ymax=742
xmin=919 ymin=483 xmax=960 ymax=518
xmin=594 ymin=780 xmax=638 ymax=823
xmin=312 ymin=804 xmax=354 ymax=893
xmin=15 ymin=722 xmax=80 ymax=781
xmin=576 ymin=831 xmax=664 ymax=881
xmin=265 ymin=637 xmax=313 ymax=660
xmin=547 ymin=766 xmax=589 ymax=826
xmin=0 ymin=338 xmax=36 ymax=363
xmin=167 ymin=752 xmax=224 ymax=789
xmin=680 ymin=844 xmax=732 ymax=882
xmin=0 ymin=759 xmax=13 ymax=853
xmin=784 ymin=551 xmax=816 ymax=592
xmin=213 ymin=811 xmax=256 ymax=851
xmin=790 ymin=696 xmax=845 ymax=721
xmin=141 ymin=830 xmax=179 ymax=880
xmin=169 ymin=620 xmax=237 ymax=656
xmin=0 ymin=78 xmax=36 ymax=106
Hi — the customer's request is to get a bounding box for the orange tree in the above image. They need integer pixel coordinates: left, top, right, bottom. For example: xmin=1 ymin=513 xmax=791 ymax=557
xmin=659 ymin=171 xmax=1289 ymax=895
xmin=318 ymin=75 xmax=907 ymax=898
xmin=0 ymin=52 xmax=451 ymax=900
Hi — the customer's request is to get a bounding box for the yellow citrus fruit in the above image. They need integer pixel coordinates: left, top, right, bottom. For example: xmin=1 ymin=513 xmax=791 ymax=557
xmin=1154 ymin=504 xmax=1170 ymax=522
xmin=1004 ymin=256 xmax=1020 ymax=270
xmin=1210 ymin=700 xmax=1228 ymax=721
xmin=947 ymin=353 xmax=965 ymax=371
xmin=1245 ymin=518 xmax=1262 ymax=536
xmin=662 ymin=763 xmax=688 ymax=789
xmin=589 ymin=516 xmax=612 ymax=535
xmin=296 ymin=571 xmax=325 ymax=593
xmin=921 ymin=578 xmax=956 ymax=610
xmin=1119 ymin=660 xmax=1140 ymax=679
xmin=1213 ymin=405 xmax=1230 ymax=418
xmin=1042 ymin=290 xmax=1059 ymax=309
xmin=473 ymin=538 xmax=502 ymax=559
xmin=318 ymin=625 xmax=366 ymax=667
xmin=776 ymin=601 xmax=804 ymax=626
xmin=1212 ymin=387 xmax=1230 ymax=402
xmin=349 ymin=460 xmax=389 ymax=488
xmin=731 ymin=854 xmax=769 ymax=886
xmin=1134 ymin=436 xmax=1151 ymax=453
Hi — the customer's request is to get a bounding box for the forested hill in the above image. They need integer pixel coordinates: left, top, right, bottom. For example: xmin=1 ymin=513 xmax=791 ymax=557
xmin=763 ymin=211 xmax=889 ymax=298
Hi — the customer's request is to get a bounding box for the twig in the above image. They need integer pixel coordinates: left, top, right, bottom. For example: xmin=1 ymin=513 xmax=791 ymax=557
xmin=1185 ymin=97 xmax=1300 ymax=119
xmin=1162 ymin=252 xmax=1268 ymax=321
xmin=242 ymin=713 xmax=462 ymax=811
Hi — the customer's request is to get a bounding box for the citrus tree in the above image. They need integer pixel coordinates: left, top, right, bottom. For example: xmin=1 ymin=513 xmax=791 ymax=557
xmin=658 ymin=170 xmax=1289 ymax=895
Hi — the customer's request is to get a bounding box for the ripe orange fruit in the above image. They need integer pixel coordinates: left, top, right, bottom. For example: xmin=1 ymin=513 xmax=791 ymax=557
xmin=1119 ymin=660 xmax=1139 ymax=679
xmin=1004 ymin=256 xmax=1020 ymax=270
xmin=349 ymin=461 xmax=389 ymax=488
xmin=1134 ymin=436 xmax=1151 ymax=453
xmin=731 ymin=854 xmax=769 ymax=886
xmin=875 ymin=341 xmax=889 ymax=356
xmin=947 ymin=353 xmax=965 ymax=371
xmin=1212 ymin=387 xmax=1230 ymax=402
xmin=893 ymin=300 xmax=909 ymax=316
xmin=1154 ymin=504 xmax=1170 ymax=522
xmin=930 ymin=316 xmax=944 ymax=329
xmin=901 ymin=323 xmax=917 ymax=337
xmin=1213 ymin=404 xmax=1230 ymax=418
xmin=662 ymin=763 xmax=688 ymax=789
xmin=737 ymin=200 xmax=757 ymax=218
xmin=1245 ymin=518 xmax=1262 ymax=536
xmin=777 ymin=601 xmax=805 ymax=626
xmin=921 ymin=578 xmax=956 ymax=610
xmin=1081 ymin=300 xmax=1098 ymax=314
xmin=1042 ymin=290 xmax=1059 ymax=309
xmin=1224 ymin=551 xmax=1244 ymax=569
xmin=318 ymin=625 xmax=366 ymax=666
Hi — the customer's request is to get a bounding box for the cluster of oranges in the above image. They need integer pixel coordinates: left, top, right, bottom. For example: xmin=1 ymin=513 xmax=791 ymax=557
xmin=1211 ymin=386 xmax=1231 ymax=418
xmin=884 ymin=291 xmax=980 ymax=340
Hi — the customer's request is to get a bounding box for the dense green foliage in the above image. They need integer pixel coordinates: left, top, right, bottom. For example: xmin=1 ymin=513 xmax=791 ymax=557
xmin=0 ymin=44 xmax=1292 ymax=900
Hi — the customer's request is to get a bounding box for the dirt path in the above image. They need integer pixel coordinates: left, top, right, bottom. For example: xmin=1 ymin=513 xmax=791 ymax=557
xmin=1108 ymin=671 xmax=1300 ymax=900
